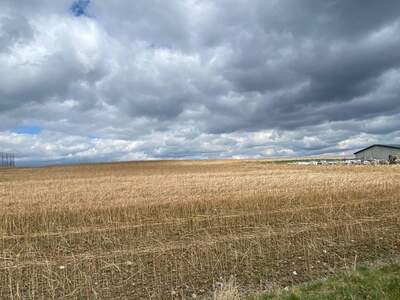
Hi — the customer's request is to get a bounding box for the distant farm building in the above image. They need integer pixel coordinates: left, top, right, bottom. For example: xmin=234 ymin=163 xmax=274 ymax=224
xmin=354 ymin=144 xmax=400 ymax=161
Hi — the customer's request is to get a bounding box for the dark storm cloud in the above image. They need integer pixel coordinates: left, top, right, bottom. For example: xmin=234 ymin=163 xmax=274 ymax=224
xmin=89 ymin=0 xmax=192 ymax=49
xmin=0 ymin=0 xmax=400 ymax=164
xmin=200 ymin=1 xmax=400 ymax=132
xmin=255 ymin=0 xmax=400 ymax=39
xmin=0 ymin=14 xmax=34 ymax=52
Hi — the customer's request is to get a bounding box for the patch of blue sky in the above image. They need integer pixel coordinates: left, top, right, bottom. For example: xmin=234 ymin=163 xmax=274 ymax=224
xmin=12 ymin=126 xmax=43 ymax=135
xmin=70 ymin=0 xmax=90 ymax=17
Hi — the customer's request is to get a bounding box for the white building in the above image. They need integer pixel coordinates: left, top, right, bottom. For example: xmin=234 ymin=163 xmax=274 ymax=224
xmin=354 ymin=144 xmax=400 ymax=161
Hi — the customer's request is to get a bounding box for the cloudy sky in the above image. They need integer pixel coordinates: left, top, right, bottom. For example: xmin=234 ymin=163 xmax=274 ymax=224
xmin=1 ymin=0 xmax=400 ymax=165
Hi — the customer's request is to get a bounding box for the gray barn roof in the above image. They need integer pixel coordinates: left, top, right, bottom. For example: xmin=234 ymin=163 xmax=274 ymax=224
xmin=354 ymin=144 xmax=400 ymax=155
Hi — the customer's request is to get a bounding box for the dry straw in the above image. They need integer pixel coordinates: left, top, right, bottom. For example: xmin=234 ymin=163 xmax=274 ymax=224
xmin=1 ymin=161 xmax=399 ymax=298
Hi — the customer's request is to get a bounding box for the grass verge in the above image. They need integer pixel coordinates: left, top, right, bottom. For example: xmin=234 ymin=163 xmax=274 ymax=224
xmin=260 ymin=263 xmax=400 ymax=300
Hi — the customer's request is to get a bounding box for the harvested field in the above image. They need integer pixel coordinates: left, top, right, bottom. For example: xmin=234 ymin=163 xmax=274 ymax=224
xmin=1 ymin=160 xmax=400 ymax=299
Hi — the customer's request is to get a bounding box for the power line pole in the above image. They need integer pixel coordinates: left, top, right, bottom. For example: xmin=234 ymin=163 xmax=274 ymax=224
xmin=0 ymin=152 xmax=16 ymax=168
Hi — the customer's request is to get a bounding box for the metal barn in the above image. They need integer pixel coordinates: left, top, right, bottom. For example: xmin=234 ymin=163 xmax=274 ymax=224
xmin=354 ymin=144 xmax=400 ymax=161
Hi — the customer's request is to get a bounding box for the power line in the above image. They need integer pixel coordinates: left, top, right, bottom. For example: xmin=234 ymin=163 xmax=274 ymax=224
xmin=0 ymin=152 xmax=16 ymax=168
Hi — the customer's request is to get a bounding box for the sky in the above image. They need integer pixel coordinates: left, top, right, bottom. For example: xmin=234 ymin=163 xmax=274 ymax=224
xmin=1 ymin=0 xmax=400 ymax=166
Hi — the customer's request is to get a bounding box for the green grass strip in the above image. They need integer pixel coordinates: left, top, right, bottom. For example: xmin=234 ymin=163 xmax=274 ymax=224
xmin=260 ymin=264 xmax=400 ymax=300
